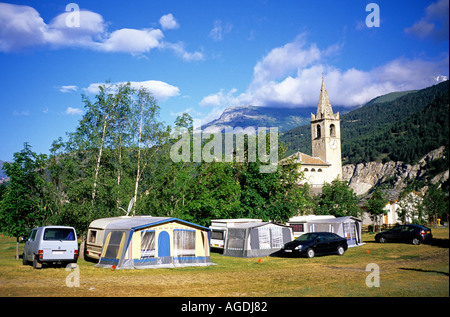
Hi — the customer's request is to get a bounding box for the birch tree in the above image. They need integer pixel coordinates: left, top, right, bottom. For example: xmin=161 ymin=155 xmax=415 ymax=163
xmin=130 ymin=88 xmax=170 ymax=215
xmin=68 ymin=82 xmax=133 ymax=212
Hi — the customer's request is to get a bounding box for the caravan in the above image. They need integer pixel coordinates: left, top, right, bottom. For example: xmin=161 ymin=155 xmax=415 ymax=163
xmin=209 ymin=219 xmax=262 ymax=250
xmin=287 ymin=215 xmax=336 ymax=238
xmin=86 ymin=215 xmax=153 ymax=260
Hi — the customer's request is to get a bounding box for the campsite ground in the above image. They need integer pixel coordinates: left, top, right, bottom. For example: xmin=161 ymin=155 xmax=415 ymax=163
xmin=0 ymin=228 xmax=448 ymax=297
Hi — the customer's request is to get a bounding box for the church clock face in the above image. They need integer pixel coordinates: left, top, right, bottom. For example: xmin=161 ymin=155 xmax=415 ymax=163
xmin=330 ymin=138 xmax=337 ymax=149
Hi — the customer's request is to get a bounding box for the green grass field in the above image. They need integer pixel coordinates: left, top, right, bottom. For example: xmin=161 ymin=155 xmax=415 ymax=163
xmin=0 ymin=228 xmax=448 ymax=297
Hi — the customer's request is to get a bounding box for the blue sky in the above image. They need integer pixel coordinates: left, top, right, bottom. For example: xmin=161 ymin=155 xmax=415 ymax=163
xmin=0 ymin=0 xmax=448 ymax=161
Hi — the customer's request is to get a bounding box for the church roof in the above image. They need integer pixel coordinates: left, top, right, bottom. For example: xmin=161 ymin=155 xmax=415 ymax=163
xmin=281 ymin=151 xmax=330 ymax=166
xmin=312 ymin=76 xmax=338 ymax=121
xmin=317 ymin=76 xmax=333 ymax=117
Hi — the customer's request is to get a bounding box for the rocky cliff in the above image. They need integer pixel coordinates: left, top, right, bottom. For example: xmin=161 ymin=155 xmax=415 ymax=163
xmin=342 ymin=146 xmax=448 ymax=197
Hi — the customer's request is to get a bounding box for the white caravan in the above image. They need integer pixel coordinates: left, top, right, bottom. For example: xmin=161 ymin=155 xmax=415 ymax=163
xmin=287 ymin=215 xmax=336 ymax=238
xmin=85 ymin=215 xmax=153 ymax=260
xmin=209 ymin=218 xmax=262 ymax=250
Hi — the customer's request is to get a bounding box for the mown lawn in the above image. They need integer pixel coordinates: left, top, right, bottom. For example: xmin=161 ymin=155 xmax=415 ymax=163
xmin=0 ymin=228 xmax=448 ymax=297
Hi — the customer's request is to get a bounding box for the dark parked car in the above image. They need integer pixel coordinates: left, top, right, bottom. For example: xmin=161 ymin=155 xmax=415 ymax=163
xmin=282 ymin=232 xmax=348 ymax=258
xmin=375 ymin=224 xmax=433 ymax=245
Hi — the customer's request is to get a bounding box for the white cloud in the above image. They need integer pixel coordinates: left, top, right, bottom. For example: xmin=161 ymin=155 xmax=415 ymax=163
xmin=65 ymin=107 xmax=83 ymax=115
xmin=161 ymin=42 xmax=204 ymax=61
xmin=102 ymin=28 xmax=164 ymax=55
xmin=12 ymin=110 xmax=30 ymax=116
xmin=0 ymin=3 xmax=48 ymax=52
xmin=85 ymin=80 xmax=180 ymax=101
xmin=170 ymin=107 xmax=203 ymax=118
xmin=199 ymin=35 xmax=449 ymax=114
xmin=209 ymin=20 xmax=233 ymax=42
xmin=200 ymin=88 xmax=240 ymax=107
xmin=405 ymin=0 xmax=449 ymax=41
xmin=59 ymin=85 xmax=78 ymax=93
xmin=0 ymin=3 xmax=201 ymax=61
xmin=252 ymin=34 xmax=321 ymax=85
xmin=46 ymin=10 xmax=106 ymax=48
xmin=159 ymin=14 xmax=179 ymax=30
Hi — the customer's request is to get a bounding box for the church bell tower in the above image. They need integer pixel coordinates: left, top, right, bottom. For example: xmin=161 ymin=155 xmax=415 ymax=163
xmin=311 ymin=76 xmax=342 ymax=181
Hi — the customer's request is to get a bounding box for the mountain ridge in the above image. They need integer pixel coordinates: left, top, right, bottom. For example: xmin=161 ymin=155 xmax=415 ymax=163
xmin=201 ymin=104 xmax=355 ymax=132
xmin=281 ymin=80 xmax=449 ymax=164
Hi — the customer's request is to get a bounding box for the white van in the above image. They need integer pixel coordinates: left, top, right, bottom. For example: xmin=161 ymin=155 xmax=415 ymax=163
xmin=209 ymin=219 xmax=262 ymax=250
xmin=23 ymin=226 xmax=78 ymax=269
xmin=85 ymin=215 xmax=153 ymax=260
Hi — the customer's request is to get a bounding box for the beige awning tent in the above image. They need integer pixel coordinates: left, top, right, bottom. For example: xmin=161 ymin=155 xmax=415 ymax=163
xmin=95 ymin=217 xmax=213 ymax=269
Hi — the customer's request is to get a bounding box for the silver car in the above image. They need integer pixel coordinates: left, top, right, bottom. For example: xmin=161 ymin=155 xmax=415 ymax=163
xmin=22 ymin=226 xmax=79 ymax=269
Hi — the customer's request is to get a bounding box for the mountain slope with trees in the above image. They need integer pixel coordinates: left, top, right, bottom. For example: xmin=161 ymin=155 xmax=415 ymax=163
xmin=281 ymin=80 xmax=449 ymax=166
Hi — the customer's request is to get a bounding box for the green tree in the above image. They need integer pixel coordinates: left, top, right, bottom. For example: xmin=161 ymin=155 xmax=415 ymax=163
xmin=237 ymin=138 xmax=307 ymax=223
xmin=313 ymin=179 xmax=360 ymax=217
xmin=183 ymin=162 xmax=241 ymax=226
xmin=130 ymin=87 xmax=171 ymax=215
xmin=366 ymin=189 xmax=388 ymax=232
xmin=397 ymin=191 xmax=425 ymax=225
xmin=0 ymin=143 xmax=49 ymax=259
xmin=422 ymin=184 xmax=449 ymax=226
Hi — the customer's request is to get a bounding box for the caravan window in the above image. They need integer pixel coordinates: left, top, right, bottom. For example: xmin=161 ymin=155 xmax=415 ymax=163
xmin=88 ymin=230 xmax=97 ymax=243
xmin=141 ymin=231 xmax=155 ymax=258
xmin=258 ymin=227 xmax=271 ymax=249
xmin=290 ymin=224 xmax=304 ymax=233
xmin=270 ymin=227 xmax=284 ymax=248
xmin=174 ymin=229 xmax=195 ymax=256
xmin=258 ymin=227 xmax=284 ymax=249
xmin=211 ymin=230 xmax=224 ymax=240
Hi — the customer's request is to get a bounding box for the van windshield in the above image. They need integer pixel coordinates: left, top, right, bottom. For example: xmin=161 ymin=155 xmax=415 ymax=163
xmin=43 ymin=228 xmax=75 ymax=241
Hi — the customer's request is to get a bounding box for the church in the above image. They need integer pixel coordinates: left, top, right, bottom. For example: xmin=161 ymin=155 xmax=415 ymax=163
xmin=284 ymin=77 xmax=343 ymax=188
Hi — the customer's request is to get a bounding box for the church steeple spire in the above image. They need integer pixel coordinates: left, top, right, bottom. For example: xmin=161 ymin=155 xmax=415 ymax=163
xmin=316 ymin=75 xmax=333 ymax=119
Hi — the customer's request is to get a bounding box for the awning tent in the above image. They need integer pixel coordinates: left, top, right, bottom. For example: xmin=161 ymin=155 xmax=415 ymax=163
xmin=307 ymin=216 xmax=363 ymax=247
xmin=95 ymin=217 xmax=213 ymax=269
xmin=223 ymin=222 xmax=293 ymax=258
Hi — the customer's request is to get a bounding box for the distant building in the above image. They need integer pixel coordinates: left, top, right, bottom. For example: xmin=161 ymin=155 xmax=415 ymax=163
xmin=383 ymin=191 xmax=424 ymax=225
xmin=283 ymin=76 xmax=342 ymax=188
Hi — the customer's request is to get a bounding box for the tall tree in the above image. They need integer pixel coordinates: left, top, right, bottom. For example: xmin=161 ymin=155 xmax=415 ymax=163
xmin=313 ymin=179 xmax=360 ymax=218
xmin=366 ymin=189 xmax=388 ymax=232
xmin=0 ymin=143 xmax=49 ymax=259
xmin=422 ymin=184 xmax=449 ymax=226
xmin=130 ymin=87 xmax=170 ymax=215
xmin=67 ymin=82 xmax=134 ymax=215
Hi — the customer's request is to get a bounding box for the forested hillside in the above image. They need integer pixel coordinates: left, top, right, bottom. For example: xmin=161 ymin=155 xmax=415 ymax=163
xmin=281 ymin=80 xmax=449 ymax=165
xmin=344 ymin=91 xmax=449 ymax=165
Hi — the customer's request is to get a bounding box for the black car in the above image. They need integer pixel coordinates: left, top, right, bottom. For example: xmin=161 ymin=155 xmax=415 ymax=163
xmin=375 ymin=224 xmax=433 ymax=245
xmin=282 ymin=232 xmax=348 ymax=258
